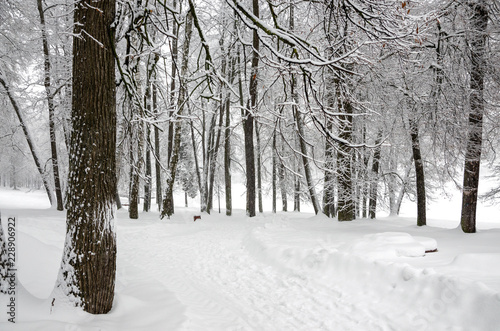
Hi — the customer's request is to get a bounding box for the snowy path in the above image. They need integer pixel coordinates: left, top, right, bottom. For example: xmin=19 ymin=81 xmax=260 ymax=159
xmin=118 ymin=215 xmax=394 ymax=331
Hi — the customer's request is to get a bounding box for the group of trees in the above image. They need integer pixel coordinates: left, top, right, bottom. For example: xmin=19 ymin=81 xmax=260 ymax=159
xmin=1 ymin=0 xmax=499 ymax=314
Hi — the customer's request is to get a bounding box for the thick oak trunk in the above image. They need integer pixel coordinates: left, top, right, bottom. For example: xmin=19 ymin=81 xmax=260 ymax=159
xmin=55 ymin=0 xmax=117 ymax=314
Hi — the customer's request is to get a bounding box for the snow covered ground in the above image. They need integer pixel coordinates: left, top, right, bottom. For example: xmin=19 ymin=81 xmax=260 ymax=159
xmin=0 ymin=187 xmax=500 ymax=330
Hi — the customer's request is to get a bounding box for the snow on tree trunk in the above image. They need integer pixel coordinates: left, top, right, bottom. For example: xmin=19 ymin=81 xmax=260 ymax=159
xmin=461 ymin=1 xmax=488 ymax=234
xmin=242 ymin=0 xmax=259 ymax=218
xmin=323 ymin=120 xmax=336 ymax=218
xmin=369 ymin=131 xmax=383 ymax=219
xmin=161 ymin=10 xmax=193 ymax=219
xmin=336 ymin=84 xmax=355 ymax=222
xmin=153 ymin=83 xmax=163 ymax=210
xmin=54 ymin=0 xmax=116 ymax=314
xmin=0 ymin=216 xmax=8 ymax=293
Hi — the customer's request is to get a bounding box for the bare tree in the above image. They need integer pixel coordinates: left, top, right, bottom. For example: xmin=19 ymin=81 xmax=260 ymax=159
xmin=37 ymin=0 xmax=64 ymax=211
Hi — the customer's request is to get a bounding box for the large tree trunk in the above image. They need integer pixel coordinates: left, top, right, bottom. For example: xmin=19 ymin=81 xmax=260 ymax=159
xmin=243 ymin=101 xmax=256 ymax=217
xmin=336 ymin=86 xmax=355 ymax=222
xmin=242 ymin=0 xmax=259 ymax=217
xmin=37 ymin=0 xmax=64 ymax=211
xmin=55 ymin=0 xmax=116 ymax=313
xmin=461 ymin=1 xmax=488 ymax=233
xmin=0 ymin=74 xmax=53 ymax=206
xmin=0 ymin=216 xmax=8 ymax=293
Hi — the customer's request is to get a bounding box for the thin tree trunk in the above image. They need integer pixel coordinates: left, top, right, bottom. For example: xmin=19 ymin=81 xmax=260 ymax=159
xmin=167 ymin=0 xmax=179 ymax=166
xmin=293 ymin=85 xmax=320 ymax=214
xmin=161 ymin=10 xmax=193 ymax=218
xmin=461 ymin=1 xmax=488 ymax=234
xmin=189 ymin=106 xmax=202 ymax=206
xmin=153 ymin=83 xmax=162 ymax=210
xmin=369 ymin=130 xmax=383 ymax=219
xmin=272 ymin=131 xmax=277 ymax=213
xmin=37 ymin=0 xmax=63 ymax=211
xmin=256 ymin=122 xmax=263 ymax=213
xmin=127 ymin=26 xmax=144 ymax=220
xmin=207 ymin=101 xmax=225 ymax=212
xmin=279 ymin=155 xmax=287 ymax=212
xmin=0 ymin=74 xmax=53 ymax=206
xmin=143 ymin=124 xmax=152 ymax=212
xmin=294 ymin=171 xmax=301 ymax=212
xmin=408 ymin=116 xmax=426 ymax=226
xmin=224 ymin=88 xmax=232 ymax=216
xmin=323 ymin=120 xmax=336 ymax=218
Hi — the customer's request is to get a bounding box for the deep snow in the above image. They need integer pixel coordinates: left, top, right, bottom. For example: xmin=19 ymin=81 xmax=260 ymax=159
xmin=0 ymin=187 xmax=499 ymax=330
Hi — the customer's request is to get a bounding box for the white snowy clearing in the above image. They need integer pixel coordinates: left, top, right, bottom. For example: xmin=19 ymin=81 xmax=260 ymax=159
xmin=1 ymin=187 xmax=500 ymax=331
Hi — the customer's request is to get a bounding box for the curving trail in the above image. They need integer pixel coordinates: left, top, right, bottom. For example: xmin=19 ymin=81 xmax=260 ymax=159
xmin=118 ymin=214 xmax=395 ymax=331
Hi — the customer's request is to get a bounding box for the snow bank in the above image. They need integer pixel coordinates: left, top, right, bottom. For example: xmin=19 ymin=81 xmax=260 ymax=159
xmin=243 ymin=217 xmax=500 ymax=331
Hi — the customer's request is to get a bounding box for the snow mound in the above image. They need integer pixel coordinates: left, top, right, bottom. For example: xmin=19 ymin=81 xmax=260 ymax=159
xmin=344 ymin=232 xmax=437 ymax=259
xmin=450 ymin=253 xmax=500 ymax=274
xmin=243 ymin=223 xmax=500 ymax=331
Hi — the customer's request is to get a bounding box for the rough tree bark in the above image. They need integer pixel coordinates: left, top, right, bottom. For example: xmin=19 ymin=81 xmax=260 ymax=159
xmin=461 ymin=1 xmax=488 ymax=233
xmin=336 ymin=82 xmax=355 ymax=222
xmin=0 ymin=216 xmax=8 ymax=293
xmin=55 ymin=0 xmax=117 ymax=314
xmin=242 ymin=0 xmax=259 ymax=217
xmin=323 ymin=119 xmax=336 ymax=218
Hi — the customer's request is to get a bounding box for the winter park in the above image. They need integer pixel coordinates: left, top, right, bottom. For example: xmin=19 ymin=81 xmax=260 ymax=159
xmin=1 ymin=0 xmax=500 ymax=330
